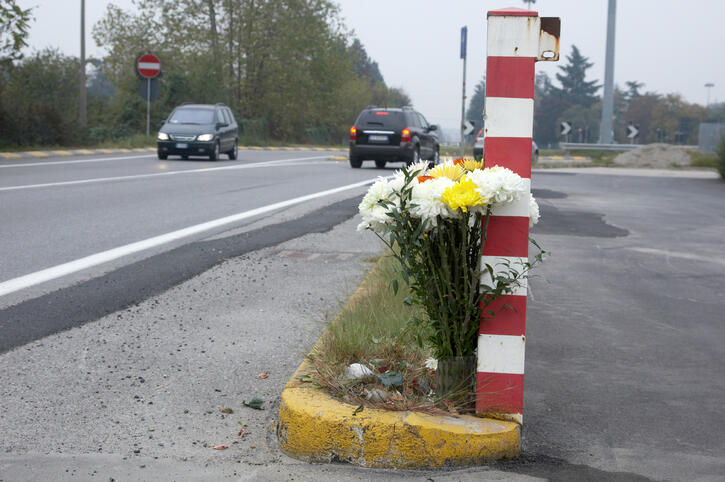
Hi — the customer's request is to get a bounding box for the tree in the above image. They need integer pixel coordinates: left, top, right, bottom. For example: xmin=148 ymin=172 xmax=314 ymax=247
xmin=553 ymin=45 xmax=600 ymax=107
xmin=534 ymin=95 xmax=572 ymax=147
xmin=0 ymin=49 xmax=81 ymax=146
xmin=465 ymin=77 xmax=485 ymax=139
xmin=348 ymin=38 xmax=384 ymax=85
xmin=0 ymin=0 xmax=33 ymax=64
xmin=623 ymin=93 xmax=660 ymax=143
xmin=623 ymin=80 xmax=644 ymax=103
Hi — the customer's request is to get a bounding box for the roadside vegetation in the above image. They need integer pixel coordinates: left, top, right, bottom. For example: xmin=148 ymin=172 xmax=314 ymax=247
xmin=307 ymin=254 xmax=445 ymax=413
xmin=0 ymin=1 xmax=409 ymax=150
xmin=440 ymin=145 xmax=474 ymax=158
xmin=718 ymin=136 xmax=725 ymax=179
xmin=687 ymin=149 xmax=719 ymax=170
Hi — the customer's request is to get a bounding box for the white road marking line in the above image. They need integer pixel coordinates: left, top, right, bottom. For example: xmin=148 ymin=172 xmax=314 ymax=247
xmin=0 ymin=156 xmax=328 ymax=192
xmin=0 ymin=154 xmax=152 ymax=169
xmin=0 ymin=178 xmax=376 ymax=297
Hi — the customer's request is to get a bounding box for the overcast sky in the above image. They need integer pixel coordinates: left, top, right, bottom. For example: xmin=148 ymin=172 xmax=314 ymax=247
xmin=15 ymin=0 xmax=725 ymax=129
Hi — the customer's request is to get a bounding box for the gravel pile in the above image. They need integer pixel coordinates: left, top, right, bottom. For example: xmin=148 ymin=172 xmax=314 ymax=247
xmin=613 ymin=143 xmax=692 ymax=168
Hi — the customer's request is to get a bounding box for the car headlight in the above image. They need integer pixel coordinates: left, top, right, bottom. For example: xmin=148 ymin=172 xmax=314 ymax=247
xmin=197 ymin=134 xmax=214 ymax=142
xmin=157 ymin=132 xmax=169 ymax=141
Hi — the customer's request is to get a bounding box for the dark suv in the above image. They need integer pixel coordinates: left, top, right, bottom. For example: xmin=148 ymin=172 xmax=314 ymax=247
xmin=348 ymin=106 xmax=439 ymax=168
xmin=157 ymin=104 xmax=238 ymax=161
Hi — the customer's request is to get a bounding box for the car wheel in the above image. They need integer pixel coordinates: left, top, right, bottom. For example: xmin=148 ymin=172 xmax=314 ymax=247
xmin=375 ymin=160 xmax=386 ymax=169
xmin=349 ymin=156 xmax=362 ymax=168
xmin=157 ymin=152 xmax=167 ymax=160
xmin=406 ymin=146 xmax=420 ymax=167
xmin=428 ymin=147 xmax=439 ymax=168
xmin=209 ymin=141 xmax=220 ymax=161
xmin=228 ymin=140 xmax=238 ymax=160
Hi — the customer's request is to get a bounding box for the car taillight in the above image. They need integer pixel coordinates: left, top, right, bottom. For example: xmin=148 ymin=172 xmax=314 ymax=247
xmin=401 ymin=128 xmax=411 ymax=143
xmin=349 ymin=126 xmax=357 ymax=141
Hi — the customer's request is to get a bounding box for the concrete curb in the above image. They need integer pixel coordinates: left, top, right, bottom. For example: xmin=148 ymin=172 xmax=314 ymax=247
xmin=277 ymin=278 xmax=521 ymax=469
xmin=0 ymin=146 xmax=346 ymax=160
xmin=278 ymin=358 xmax=520 ymax=469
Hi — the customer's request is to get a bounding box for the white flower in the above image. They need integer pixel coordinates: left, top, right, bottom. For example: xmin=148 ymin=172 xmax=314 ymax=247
xmin=467 ymin=166 xmax=527 ymax=206
xmin=406 ymin=159 xmax=430 ymax=177
xmin=424 ymin=357 xmax=438 ymax=370
xmin=529 ymin=195 xmax=540 ymax=228
xmin=358 ymin=177 xmax=395 ymax=232
xmin=410 ymin=177 xmax=457 ymax=228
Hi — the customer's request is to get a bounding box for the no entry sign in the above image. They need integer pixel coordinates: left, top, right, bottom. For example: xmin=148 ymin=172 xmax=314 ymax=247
xmin=137 ymin=53 xmax=160 ymax=79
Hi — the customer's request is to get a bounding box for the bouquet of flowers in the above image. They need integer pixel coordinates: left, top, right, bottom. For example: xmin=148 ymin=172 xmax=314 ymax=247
xmin=358 ymin=159 xmax=541 ymax=363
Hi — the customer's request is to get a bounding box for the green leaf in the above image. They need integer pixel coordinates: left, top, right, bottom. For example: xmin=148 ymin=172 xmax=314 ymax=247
xmin=243 ymin=397 xmax=265 ymax=410
xmin=378 ymin=371 xmax=403 ymax=388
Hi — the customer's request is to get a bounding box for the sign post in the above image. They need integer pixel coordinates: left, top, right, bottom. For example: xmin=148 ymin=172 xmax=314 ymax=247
xmin=137 ymin=53 xmax=161 ymax=136
xmin=460 ymin=26 xmax=468 ymax=157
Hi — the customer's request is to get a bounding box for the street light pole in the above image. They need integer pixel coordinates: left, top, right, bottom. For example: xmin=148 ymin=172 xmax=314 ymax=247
xmin=705 ymin=83 xmax=714 ymax=110
xmin=598 ymin=0 xmax=616 ymax=144
xmin=80 ymin=0 xmax=87 ymax=130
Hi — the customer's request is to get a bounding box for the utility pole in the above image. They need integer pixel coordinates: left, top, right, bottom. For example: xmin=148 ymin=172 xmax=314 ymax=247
xmin=80 ymin=0 xmax=87 ymax=130
xmin=459 ymin=26 xmax=467 ymax=157
xmin=598 ymin=0 xmax=616 ymax=144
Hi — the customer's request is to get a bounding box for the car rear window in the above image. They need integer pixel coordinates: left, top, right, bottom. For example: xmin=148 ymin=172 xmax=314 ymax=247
xmin=168 ymin=108 xmax=215 ymax=125
xmin=356 ymin=110 xmax=405 ymax=130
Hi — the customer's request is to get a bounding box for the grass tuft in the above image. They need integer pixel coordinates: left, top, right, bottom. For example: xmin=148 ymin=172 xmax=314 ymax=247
xmin=308 ymin=254 xmax=451 ymax=412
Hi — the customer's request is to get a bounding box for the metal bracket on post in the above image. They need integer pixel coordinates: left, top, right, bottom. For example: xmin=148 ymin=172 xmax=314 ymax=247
xmin=538 ymin=17 xmax=560 ymax=61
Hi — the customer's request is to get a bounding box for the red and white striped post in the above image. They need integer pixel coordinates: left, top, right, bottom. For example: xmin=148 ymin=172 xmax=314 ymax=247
xmin=477 ymin=7 xmax=559 ymax=424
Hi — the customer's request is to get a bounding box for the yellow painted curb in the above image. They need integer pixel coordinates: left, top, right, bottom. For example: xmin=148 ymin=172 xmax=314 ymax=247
xmin=0 ymin=152 xmax=22 ymax=159
xmin=27 ymin=151 xmax=49 ymax=158
xmin=278 ymin=357 xmax=520 ymax=468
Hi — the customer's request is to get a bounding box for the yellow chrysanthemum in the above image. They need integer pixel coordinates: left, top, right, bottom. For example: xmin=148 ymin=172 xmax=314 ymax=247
xmin=441 ymin=177 xmax=484 ymax=212
xmin=462 ymin=159 xmax=484 ymax=171
xmin=428 ymin=162 xmax=465 ymax=181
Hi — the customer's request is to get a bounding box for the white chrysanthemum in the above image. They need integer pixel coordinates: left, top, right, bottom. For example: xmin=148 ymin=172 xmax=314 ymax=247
xmin=424 ymin=357 xmax=438 ymax=370
xmin=467 ymin=166 xmax=527 ymax=206
xmin=410 ymin=177 xmax=457 ymax=228
xmin=406 ymin=160 xmax=430 ymax=177
xmin=529 ymin=195 xmax=540 ymax=228
xmin=358 ymin=177 xmax=395 ymax=232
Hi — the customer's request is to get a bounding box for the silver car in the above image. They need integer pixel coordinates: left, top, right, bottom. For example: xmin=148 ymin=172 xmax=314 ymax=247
xmin=473 ymin=129 xmax=538 ymax=164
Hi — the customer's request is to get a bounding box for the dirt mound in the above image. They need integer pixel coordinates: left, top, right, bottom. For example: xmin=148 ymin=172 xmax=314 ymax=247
xmin=613 ymin=143 xmax=692 ymax=168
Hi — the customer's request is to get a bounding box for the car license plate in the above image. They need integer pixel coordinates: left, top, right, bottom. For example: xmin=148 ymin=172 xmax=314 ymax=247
xmin=175 ymin=143 xmax=188 ymax=149
xmin=368 ymin=135 xmax=388 ymax=143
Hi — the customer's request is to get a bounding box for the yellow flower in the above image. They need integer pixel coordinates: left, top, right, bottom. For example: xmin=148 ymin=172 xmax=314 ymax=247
xmin=441 ymin=177 xmax=484 ymax=212
xmin=462 ymin=159 xmax=484 ymax=171
xmin=428 ymin=162 xmax=465 ymax=181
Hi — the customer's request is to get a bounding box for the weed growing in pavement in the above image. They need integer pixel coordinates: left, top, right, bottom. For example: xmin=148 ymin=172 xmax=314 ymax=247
xmin=307 ymin=253 xmax=442 ymax=413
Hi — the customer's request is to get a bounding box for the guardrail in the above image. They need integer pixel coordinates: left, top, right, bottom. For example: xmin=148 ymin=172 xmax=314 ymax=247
xmin=559 ymin=142 xmax=699 ymax=151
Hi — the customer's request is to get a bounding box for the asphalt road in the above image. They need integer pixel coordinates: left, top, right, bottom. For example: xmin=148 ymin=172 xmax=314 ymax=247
xmin=0 ymin=149 xmax=379 ymax=309
xmin=0 ymin=158 xmax=723 ymax=480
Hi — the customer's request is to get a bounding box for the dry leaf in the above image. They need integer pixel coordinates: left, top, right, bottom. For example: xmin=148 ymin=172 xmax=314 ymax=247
xmin=258 ymin=372 xmax=269 ymax=379
xmin=212 ymin=444 xmax=228 ymax=450
xmin=218 ymin=407 xmax=233 ymax=414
